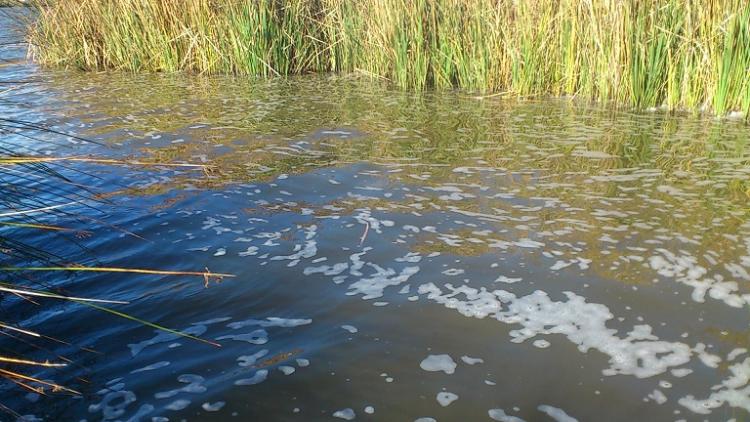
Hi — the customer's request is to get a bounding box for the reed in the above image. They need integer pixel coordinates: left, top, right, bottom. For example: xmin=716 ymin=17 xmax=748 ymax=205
xmin=0 ymin=117 xmax=228 ymax=413
xmin=28 ymin=0 xmax=750 ymax=117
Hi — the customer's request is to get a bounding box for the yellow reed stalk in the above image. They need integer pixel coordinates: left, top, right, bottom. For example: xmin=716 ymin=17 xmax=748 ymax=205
xmin=0 ymin=356 xmax=67 ymax=368
xmin=0 ymin=368 xmax=80 ymax=395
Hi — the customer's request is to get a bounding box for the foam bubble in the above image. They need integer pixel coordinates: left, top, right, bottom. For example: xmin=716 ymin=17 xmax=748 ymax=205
xmin=488 ymin=408 xmax=526 ymax=422
xmin=436 ymin=392 xmax=458 ymax=407
xmin=333 ymin=408 xmax=356 ymax=420
xmin=420 ymin=354 xmax=457 ymax=374
xmin=537 ymin=405 xmax=577 ymax=422
xmin=234 ymin=370 xmax=268 ymax=386
xmin=165 ymin=399 xmax=191 ymax=411
xmin=341 ymin=325 xmax=358 ymax=333
xmin=202 ymin=401 xmax=226 ymax=412
xmin=131 ymin=361 xmax=170 ymax=374
xmin=279 ymin=365 xmax=295 ymax=375
xmin=460 ymin=355 xmax=484 ymax=365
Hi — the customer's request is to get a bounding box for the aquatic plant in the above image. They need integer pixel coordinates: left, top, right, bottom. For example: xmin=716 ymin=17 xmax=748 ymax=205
xmin=27 ymin=0 xmax=750 ymax=117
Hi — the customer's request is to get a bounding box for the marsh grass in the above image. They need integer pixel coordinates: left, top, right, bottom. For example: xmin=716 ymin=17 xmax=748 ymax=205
xmin=27 ymin=0 xmax=750 ymax=117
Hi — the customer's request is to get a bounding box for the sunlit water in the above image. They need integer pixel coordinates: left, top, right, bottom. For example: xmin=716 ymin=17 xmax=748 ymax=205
xmin=3 ymin=12 xmax=750 ymax=422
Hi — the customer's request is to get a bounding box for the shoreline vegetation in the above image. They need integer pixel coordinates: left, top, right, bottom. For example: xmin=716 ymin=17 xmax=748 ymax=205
xmin=26 ymin=0 xmax=750 ymax=118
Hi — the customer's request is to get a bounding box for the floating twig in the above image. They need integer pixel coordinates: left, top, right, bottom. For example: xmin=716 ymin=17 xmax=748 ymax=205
xmin=0 ymin=285 xmax=130 ymax=304
xmin=0 ymin=266 xmax=235 ymax=280
xmin=359 ymin=221 xmax=370 ymax=246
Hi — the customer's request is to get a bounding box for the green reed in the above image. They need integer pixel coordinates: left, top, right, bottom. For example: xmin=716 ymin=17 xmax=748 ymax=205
xmin=27 ymin=0 xmax=750 ymax=117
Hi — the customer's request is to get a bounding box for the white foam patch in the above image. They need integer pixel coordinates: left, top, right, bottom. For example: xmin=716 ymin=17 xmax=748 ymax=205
xmin=396 ymin=252 xmax=422 ymax=263
xmin=333 ymin=408 xmax=356 ymax=420
xmin=279 ymin=365 xmax=295 ymax=375
xmin=537 ymin=404 xmax=578 ymax=422
xmin=165 ymin=399 xmax=191 ymax=411
xmin=216 ymin=329 xmax=268 ymax=344
xmin=679 ymin=357 xmax=750 ymax=414
xmin=495 ymin=275 xmax=523 ymax=284
xmin=234 ymin=369 xmax=268 ymax=386
xmin=227 ymin=317 xmax=312 ymax=329
xmin=533 ymin=339 xmax=551 ymax=349
xmin=442 ymin=268 xmax=465 ymax=276
xmin=461 ymin=355 xmax=483 ymax=365
xmin=488 ymin=408 xmax=526 ymax=422
xmin=202 ymin=401 xmax=225 ymax=412
xmin=728 ymin=348 xmax=747 ymax=361
xmin=131 ymin=361 xmax=170 ymax=374
xmin=304 ymin=263 xmax=348 ymax=276
xmin=237 ymin=349 xmax=269 ymax=367
xmin=417 ymin=284 xmax=698 ymax=378
xmin=420 ymin=354 xmax=457 ymax=374
xmin=270 ymin=225 xmax=318 ymax=266
xmin=649 ymin=249 xmax=750 ymax=308
xmin=239 ymin=246 xmax=259 ymax=256
xmin=88 ymin=390 xmax=136 ymax=420
xmin=129 ymin=325 xmax=207 ymax=356
xmin=436 ymin=392 xmax=458 ymax=407
xmin=128 ymin=404 xmax=154 ymax=421
xmin=154 ymin=374 xmax=206 ymax=399
xmin=341 ymin=325 xmax=358 ymax=333
xmin=347 ymin=265 xmax=420 ymax=299
xmin=648 ymin=389 xmax=668 ymax=404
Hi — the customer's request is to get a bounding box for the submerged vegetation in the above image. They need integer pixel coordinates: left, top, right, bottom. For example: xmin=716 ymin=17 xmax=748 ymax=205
xmin=28 ymin=0 xmax=750 ymax=117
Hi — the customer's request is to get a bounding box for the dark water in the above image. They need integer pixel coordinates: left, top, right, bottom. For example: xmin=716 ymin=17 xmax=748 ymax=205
xmin=3 ymin=11 xmax=750 ymax=422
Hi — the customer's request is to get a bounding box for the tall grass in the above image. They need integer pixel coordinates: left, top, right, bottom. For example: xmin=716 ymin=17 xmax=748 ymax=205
xmin=27 ymin=0 xmax=750 ymax=116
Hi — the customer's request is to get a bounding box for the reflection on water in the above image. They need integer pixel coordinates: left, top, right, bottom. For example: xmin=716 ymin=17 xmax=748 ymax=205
xmin=3 ymin=27 xmax=750 ymax=422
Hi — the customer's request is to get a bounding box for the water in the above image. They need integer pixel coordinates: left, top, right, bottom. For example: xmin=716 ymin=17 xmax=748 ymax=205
xmin=3 ymin=11 xmax=750 ymax=422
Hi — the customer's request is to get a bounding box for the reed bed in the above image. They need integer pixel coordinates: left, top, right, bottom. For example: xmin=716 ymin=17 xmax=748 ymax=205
xmin=28 ymin=0 xmax=750 ymax=117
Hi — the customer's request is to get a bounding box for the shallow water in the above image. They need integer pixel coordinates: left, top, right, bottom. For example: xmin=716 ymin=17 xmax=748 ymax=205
xmin=3 ymin=13 xmax=750 ymax=422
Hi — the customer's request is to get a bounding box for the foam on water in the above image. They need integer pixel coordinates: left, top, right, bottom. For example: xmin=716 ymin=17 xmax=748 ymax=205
xmin=341 ymin=325 xmax=358 ymax=333
xmin=333 ymin=408 xmax=356 ymax=420
xmin=129 ymin=325 xmax=207 ymax=356
xmin=165 ymin=399 xmax=190 ymax=411
xmin=202 ymin=401 xmax=226 ymax=412
xmin=234 ymin=370 xmax=268 ymax=386
xmin=460 ymin=355 xmax=483 ymax=365
xmin=418 ymin=284 xmax=698 ymax=379
xmin=420 ymin=354 xmax=457 ymax=375
xmin=537 ymin=405 xmax=578 ymax=422
xmin=488 ymin=408 xmax=526 ymax=422
xmin=436 ymin=392 xmax=458 ymax=407
xmin=227 ymin=317 xmax=312 ymax=329
xmin=131 ymin=361 xmax=170 ymax=374
xmin=678 ymin=357 xmax=750 ymax=414
xmin=216 ymin=329 xmax=269 ymax=344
